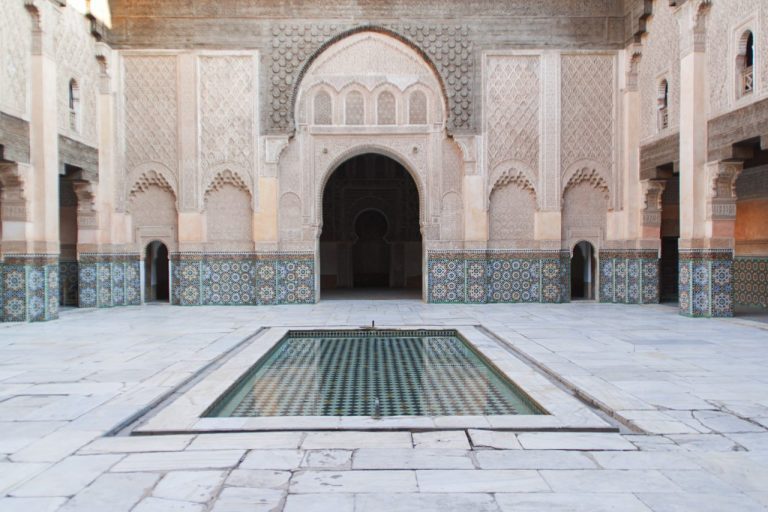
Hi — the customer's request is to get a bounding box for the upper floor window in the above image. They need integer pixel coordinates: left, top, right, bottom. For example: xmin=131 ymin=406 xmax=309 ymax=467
xmin=68 ymin=79 xmax=80 ymax=133
xmin=738 ymin=30 xmax=755 ymax=97
xmin=314 ymin=91 xmax=332 ymax=125
xmin=657 ymin=79 xmax=669 ymax=131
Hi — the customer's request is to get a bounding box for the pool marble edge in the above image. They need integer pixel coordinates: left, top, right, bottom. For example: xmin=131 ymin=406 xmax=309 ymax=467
xmin=134 ymin=326 xmax=612 ymax=433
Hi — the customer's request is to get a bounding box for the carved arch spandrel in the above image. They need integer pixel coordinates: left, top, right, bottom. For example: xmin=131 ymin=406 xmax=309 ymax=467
xmin=487 ymin=161 xmax=538 ymax=210
xmin=561 ymin=162 xmax=611 ymax=203
xmin=126 ymin=163 xmax=178 ymax=209
xmin=201 ymin=165 xmax=254 ymax=211
xmin=287 ymin=27 xmax=455 ymax=133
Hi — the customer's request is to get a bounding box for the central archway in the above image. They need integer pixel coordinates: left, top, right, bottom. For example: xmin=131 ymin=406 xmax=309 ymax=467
xmin=320 ymin=153 xmax=422 ymax=299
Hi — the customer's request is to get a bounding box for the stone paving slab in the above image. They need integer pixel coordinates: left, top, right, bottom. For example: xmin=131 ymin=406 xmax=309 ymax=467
xmin=1 ymin=303 xmax=768 ymax=510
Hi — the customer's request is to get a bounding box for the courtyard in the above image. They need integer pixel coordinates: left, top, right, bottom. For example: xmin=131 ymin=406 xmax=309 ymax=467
xmin=0 ymin=301 xmax=767 ymax=511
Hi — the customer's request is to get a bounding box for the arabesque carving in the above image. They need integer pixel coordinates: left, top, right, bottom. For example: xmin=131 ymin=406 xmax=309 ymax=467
xmin=268 ymin=24 xmax=473 ymax=134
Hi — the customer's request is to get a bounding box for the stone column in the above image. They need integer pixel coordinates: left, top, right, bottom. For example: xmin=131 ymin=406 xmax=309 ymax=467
xmin=2 ymin=1 xmax=61 ymax=321
xmin=676 ymin=1 xmax=734 ymax=317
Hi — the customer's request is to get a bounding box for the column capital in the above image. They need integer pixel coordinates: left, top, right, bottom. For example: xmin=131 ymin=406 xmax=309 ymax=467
xmin=678 ymin=0 xmax=711 ymax=57
xmin=706 ymin=159 xmax=743 ymax=221
xmin=625 ymin=44 xmax=643 ymax=93
xmin=24 ymin=0 xmax=60 ymax=57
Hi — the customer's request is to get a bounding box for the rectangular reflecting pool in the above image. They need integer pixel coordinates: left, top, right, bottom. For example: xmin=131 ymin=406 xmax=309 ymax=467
xmin=205 ymin=329 xmax=545 ymax=417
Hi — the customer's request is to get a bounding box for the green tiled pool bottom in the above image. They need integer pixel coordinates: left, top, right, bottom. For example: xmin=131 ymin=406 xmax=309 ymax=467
xmin=205 ymin=330 xmax=545 ymax=417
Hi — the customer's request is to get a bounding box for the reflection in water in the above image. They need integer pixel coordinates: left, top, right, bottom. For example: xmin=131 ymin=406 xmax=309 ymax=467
xmin=209 ymin=332 xmax=543 ymax=417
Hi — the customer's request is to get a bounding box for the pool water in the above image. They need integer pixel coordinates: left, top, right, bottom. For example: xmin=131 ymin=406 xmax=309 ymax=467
xmin=205 ymin=330 xmax=545 ymax=417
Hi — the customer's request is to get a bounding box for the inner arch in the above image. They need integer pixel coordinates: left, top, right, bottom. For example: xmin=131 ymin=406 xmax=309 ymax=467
xmin=320 ymin=154 xmax=422 ymax=298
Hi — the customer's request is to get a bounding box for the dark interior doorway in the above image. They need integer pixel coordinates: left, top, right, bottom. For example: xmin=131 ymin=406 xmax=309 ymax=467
xmin=571 ymin=241 xmax=596 ymax=300
xmin=660 ymin=172 xmax=680 ymax=303
xmin=320 ymin=153 xmax=421 ymax=298
xmin=145 ymin=241 xmax=169 ymax=302
xmin=59 ymin=167 xmax=79 ymax=306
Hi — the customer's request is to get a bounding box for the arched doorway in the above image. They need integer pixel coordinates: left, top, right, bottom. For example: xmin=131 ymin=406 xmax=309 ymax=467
xmin=144 ymin=241 xmax=169 ymax=302
xmin=571 ymin=241 xmax=596 ymax=300
xmin=320 ymin=153 xmax=421 ymax=298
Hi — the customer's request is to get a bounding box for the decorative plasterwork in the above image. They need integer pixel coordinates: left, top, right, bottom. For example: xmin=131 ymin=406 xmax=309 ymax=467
xmin=707 ymin=159 xmax=743 ymax=220
xmin=72 ymin=179 xmax=98 ymax=230
xmin=268 ymin=24 xmax=473 ymax=134
xmin=204 ymin=168 xmax=251 ymax=198
xmin=641 ymin=179 xmax=667 ymax=227
xmin=0 ymin=162 xmax=31 ymax=222
xmin=486 ymin=55 xmax=540 ymax=175
xmin=562 ymin=166 xmax=611 ymax=200
xmin=128 ymin=167 xmax=177 ymax=199
xmin=679 ymin=0 xmax=711 ymax=57
xmin=488 ymin=162 xmax=537 ymax=209
xmin=560 ymin=54 xmax=614 ymax=182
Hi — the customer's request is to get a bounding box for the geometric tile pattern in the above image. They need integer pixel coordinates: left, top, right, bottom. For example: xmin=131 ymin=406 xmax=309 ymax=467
xmin=172 ymin=252 xmax=316 ymax=306
xmin=207 ymin=331 xmax=542 ymax=417
xmin=427 ymin=250 xmax=569 ymax=304
xmin=734 ymin=257 xmax=768 ymax=308
xmin=1 ymin=255 xmax=59 ymax=322
xmin=78 ymin=254 xmax=142 ymax=308
xmin=678 ymin=249 xmax=734 ymax=318
xmin=599 ymin=250 xmax=659 ymax=305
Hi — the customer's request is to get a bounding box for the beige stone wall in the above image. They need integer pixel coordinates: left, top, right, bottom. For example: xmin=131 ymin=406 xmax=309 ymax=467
xmin=0 ymin=1 xmax=30 ymax=120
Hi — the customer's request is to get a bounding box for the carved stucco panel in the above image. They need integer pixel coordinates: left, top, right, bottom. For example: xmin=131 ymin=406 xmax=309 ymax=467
xmin=0 ymin=1 xmax=30 ymax=118
xmin=638 ymin=1 xmax=680 ymax=140
xmin=199 ymin=54 xmax=256 ymax=208
xmin=561 ymin=54 xmax=614 ymax=183
xmin=123 ymin=55 xmax=178 ymax=178
xmin=707 ymin=1 xmax=766 ymax=114
xmin=489 ymin=183 xmax=536 ymax=245
xmin=267 ymin=24 xmax=473 ymax=134
xmin=55 ymin=5 xmax=99 ymax=146
xmin=486 ymin=55 xmax=540 ymax=175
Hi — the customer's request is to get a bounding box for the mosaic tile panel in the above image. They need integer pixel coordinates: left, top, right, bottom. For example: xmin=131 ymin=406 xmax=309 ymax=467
xmin=599 ymin=257 xmax=614 ymax=303
xmin=78 ymin=254 xmax=142 ymax=308
xmin=598 ymin=251 xmax=659 ymax=305
xmin=427 ymin=255 xmax=466 ymax=304
xmin=427 ymin=251 xmax=568 ymax=304
xmin=487 ymin=258 xmax=540 ymax=303
xmin=1 ymin=255 xmax=59 ymax=322
xmin=59 ymin=260 xmax=79 ymax=306
xmin=208 ymin=332 xmax=542 ymax=417
xmin=172 ymin=252 xmax=316 ymax=306
xmin=465 ymin=257 xmax=487 ymax=304
xmin=734 ymin=257 xmax=768 ymax=308
xmin=679 ymin=250 xmax=733 ymax=318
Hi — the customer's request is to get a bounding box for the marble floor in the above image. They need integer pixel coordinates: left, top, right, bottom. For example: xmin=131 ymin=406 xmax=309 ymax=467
xmin=1 ymin=301 xmax=767 ymax=511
